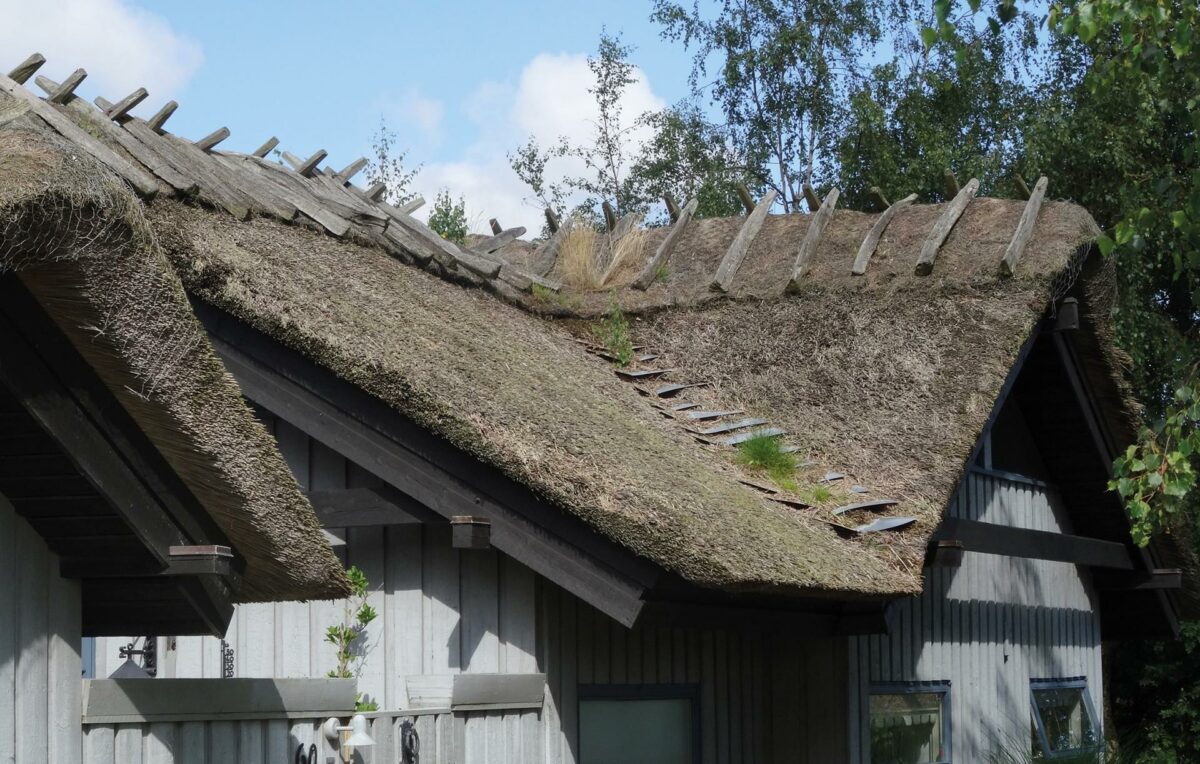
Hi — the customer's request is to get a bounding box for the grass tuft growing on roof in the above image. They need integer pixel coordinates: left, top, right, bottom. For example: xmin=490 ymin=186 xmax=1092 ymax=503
xmin=736 ymin=434 xmax=796 ymax=486
xmin=597 ymin=297 xmax=634 ymax=367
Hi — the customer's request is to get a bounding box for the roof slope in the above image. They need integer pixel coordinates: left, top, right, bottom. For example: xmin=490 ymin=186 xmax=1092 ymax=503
xmin=0 ymin=117 xmax=348 ymax=602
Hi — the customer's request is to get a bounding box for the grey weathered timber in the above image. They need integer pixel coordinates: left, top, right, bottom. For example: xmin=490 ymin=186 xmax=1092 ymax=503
xmin=7 ymin=53 xmax=45 ymax=85
xmin=721 ymin=427 xmax=785 ymax=445
xmin=82 ymin=678 xmax=355 ymax=723
xmin=1001 ymin=176 xmax=1048 ymax=276
xmin=696 ymin=418 xmax=768 ymax=436
xmin=936 ymin=517 xmax=1132 ymax=569
xmin=943 ymin=168 xmax=960 ymax=199
xmin=614 ymin=368 xmax=674 ymax=380
xmin=712 ymin=190 xmax=777 ymax=292
xmin=803 ymin=183 xmax=821 ymax=212
xmin=42 ymin=69 xmax=85 ymax=104
xmin=1014 ymin=173 xmax=1033 ymax=200
xmin=868 ymin=186 xmax=890 ymax=212
xmin=735 ymin=182 xmax=756 ymax=215
xmin=852 ymin=193 xmax=917 ymax=275
xmin=471 ymin=227 xmax=526 ymax=255
xmin=334 ymin=156 xmax=367 ymax=183
xmin=609 ymin=211 xmax=641 ymax=241
xmin=831 ymin=499 xmax=899 ymax=516
xmin=530 ymin=218 xmax=570 ymax=276
xmin=787 ymin=187 xmax=841 ymax=292
xmin=102 ymin=88 xmax=147 ymax=121
xmin=162 ymin=130 xmax=284 ymax=219
xmin=283 ymin=149 xmax=327 ymax=178
xmin=217 ymin=154 xmax=348 ymax=234
xmin=686 ymin=409 xmax=743 ymax=420
xmin=398 ymin=196 xmax=425 ymax=214
xmin=633 ymin=197 xmax=698 ymax=290
xmin=915 ymin=178 xmax=979 ymax=276
xmin=368 ymin=197 xmax=501 ymax=277
xmin=544 ymin=206 xmax=561 ymax=233
xmin=309 ymin=170 xmax=389 ymax=228
xmin=54 ymin=92 xmax=197 ymax=196
xmin=489 ymin=218 xmax=503 ymax=235
xmin=0 ymin=72 xmax=160 ymax=198
xmin=194 ymin=126 xmax=230 ymax=152
xmin=120 ymin=118 xmax=249 ymax=217
xmin=364 ymin=181 xmax=386 ymax=201
xmin=602 ymin=201 xmax=618 ymax=231
xmin=496 ymin=264 xmax=561 ymax=293
xmin=146 ymin=100 xmax=177 ymax=132
xmin=451 ymin=674 xmax=546 ymax=711
xmin=251 ymin=136 xmax=278 ymax=158
xmin=663 ymin=192 xmax=681 ymax=222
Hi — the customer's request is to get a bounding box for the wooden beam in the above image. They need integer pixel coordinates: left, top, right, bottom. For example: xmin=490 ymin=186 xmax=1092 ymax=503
xmin=282 ymin=149 xmax=327 ymax=178
xmin=787 ymin=187 xmax=840 ymax=292
xmin=123 ymin=123 xmax=253 ymax=219
xmin=44 ymin=68 xmax=86 ymax=104
xmin=803 ymin=183 xmax=821 ymax=212
xmin=1001 ymin=175 xmax=1048 ymax=277
xmin=334 ymin=157 xmax=367 ymax=183
xmin=194 ymin=127 xmax=230 ymax=152
xmin=7 ymin=53 xmax=45 ymax=85
xmin=0 ymin=72 xmax=159 ymax=198
xmin=602 ymin=201 xmax=618 ymax=231
xmin=102 ymin=88 xmax=147 ymax=121
xmin=146 ymin=100 xmax=177 ymax=133
xmin=852 ymin=193 xmax=917 ymax=275
xmin=942 ymin=168 xmax=960 ymax=199
xmin=306 ymin=486 xmax=439 ymax=527
xmin=251 ymin=136 xmax=278 ymax=158
xmin=735 ymin=183 xmax=756 ymax=215
xmin=530 ymin=218 xmax=571 ymax=276
xmin=663 ymin=193 xmax=681 ymax=223
xmin=934 ymin=517 xmax=1133 ymax=569
xmin=1013 ymin=173 xmax=1032 ymax=201
xmin=544 ymin=206 xmax=561 ymax=233
xmin=451 ymin=516 xmax=492 ymax=549
xmin=915 ymin=177 xmax=978 ymax=276
xmin=633 ymin=197 xmax=698 ymax=290
xmin=711 ymin=189 xmax=777 ymax=292
xmin=471 ymin=227 xmax=526 ymax=256
xmin=638 ymin=600 xmax=890 ymax=636
xmin=1093 ymin=569 xmax=1182 ymax=591
xmin=496 ymin=264 xmax=562 ymax=293
xmin=869 ymin=186 xmax=890 ymax=212
xmin=364 ymin=182 xmax=386 ymax=202
xmin=488 ymin=218 xmax=503 ymax=235
xmin=199 ymin=308 xmax=653 ymax=626
xmin=398 ymin=196 xmax=425 ymax=214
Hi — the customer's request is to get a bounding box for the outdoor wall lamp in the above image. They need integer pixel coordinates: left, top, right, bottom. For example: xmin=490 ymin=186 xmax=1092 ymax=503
xmin=321 ymin=714 xmax=375 ymax=763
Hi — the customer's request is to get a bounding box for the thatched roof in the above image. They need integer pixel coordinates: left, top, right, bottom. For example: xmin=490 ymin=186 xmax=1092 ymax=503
xmin=0 ymin=115 xmax=348 ymax=602
xmin=2 ymin=54 xmax=1172 ymax=605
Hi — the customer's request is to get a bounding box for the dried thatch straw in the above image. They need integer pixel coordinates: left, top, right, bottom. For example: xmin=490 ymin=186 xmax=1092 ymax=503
xmin=558 ymin=222 xmax=600 ymax=290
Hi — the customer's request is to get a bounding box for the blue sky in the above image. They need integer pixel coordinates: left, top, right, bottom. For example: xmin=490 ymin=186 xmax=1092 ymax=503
xmin=4 ymin=0 xmax=703 ymax=232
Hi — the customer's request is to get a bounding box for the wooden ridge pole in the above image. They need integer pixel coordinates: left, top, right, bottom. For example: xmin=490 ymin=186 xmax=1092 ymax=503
xmin=735 ymin=183 xmax=756 ymax=215
xmin=787 ymin=188 xmax=840 ymax=292
xmin=633 ymin=198 xmax=698 ymax=290
xmin=147 ymin=101 xmax=177 ymax=133
xmin=852 ymin=193 xmax=917 ymax=275
xmin=251 ymin=137 xmax=279 ymax=158
xmin=103 ymin=88 xmax=147 ymax=121
xmin=7 ymin=53 xmax=45 ymax=85
xmin=663 ymin=193 xmax=681 ymax=223
xmin=1001 ymin=176 xmax=1048 ymax=276
xmin=544 ymin=207 xmax=561 ymax=233
xmin=712 ymin=189 xmax=777 ymax=292
xmin=602 ymin=201 xmax=618 ymax=232
xmin=915 ymin=178 xmax=979 ymax=276
xmin=489 ymin=218 xmax=503 ymax=235
xmin=194 ymin=127 xmax=230 ymax=152
xmin=943 ymin=169 xmax=960 ymax=199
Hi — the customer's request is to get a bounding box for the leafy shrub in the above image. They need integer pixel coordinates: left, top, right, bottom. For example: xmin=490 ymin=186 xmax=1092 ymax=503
xmin=428 ymin=190 xmax=468 ymax=245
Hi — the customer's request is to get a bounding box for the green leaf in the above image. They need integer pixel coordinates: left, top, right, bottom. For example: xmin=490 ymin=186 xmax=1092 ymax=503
xmin=1171 ymin=209 xmax=1188 ymax=228
xmin=1097 ymin=234 xmax=1115 ymax=256
xmin=920 ymin=27 xmax=938 ymax=50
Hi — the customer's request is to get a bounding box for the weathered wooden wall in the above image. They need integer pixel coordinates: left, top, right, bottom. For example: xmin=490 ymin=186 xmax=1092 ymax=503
xmin=0 ymin=492 xmax=83 ymax=764
xmin=848 ymin=471 xmax=1103 ymax=762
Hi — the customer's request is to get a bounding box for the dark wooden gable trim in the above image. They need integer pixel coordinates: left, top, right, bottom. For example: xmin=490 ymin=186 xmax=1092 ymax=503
xmin=194 ymin=302 xmax=657 ymax=627
xmin=0 ymin=276 xmax=239 ymax=635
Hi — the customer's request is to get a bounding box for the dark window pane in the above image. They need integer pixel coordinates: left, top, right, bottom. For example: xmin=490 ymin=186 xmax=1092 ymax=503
xmin=870 ymin=691 xmax=947 ymax=763
xmin=580 ymin=698 xmax=693 ymax=764
xmin=1032 ymin=686 xmax=1097 ymax=754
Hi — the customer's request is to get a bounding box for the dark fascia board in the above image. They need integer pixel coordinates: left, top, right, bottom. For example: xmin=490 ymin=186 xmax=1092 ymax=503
xmin=194 ymin=301 xmax=656 ymax=627
xmin=638 ymin=599 xmax=893 ymax=637
xmin=934 ymin=517 xmax=1133 ymax=569
xmin=0 ymin=277 xmax=239 ymax=635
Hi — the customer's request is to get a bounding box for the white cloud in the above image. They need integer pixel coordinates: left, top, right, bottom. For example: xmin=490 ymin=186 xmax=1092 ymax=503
xmin=412 ymin=51 xmax=666 ymax=235
xmin=0 ymin=0 xmax=202 ymax=104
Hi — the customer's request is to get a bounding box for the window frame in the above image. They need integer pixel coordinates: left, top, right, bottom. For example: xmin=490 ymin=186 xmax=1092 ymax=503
xmin=1029 ymin=677 xmax=1101 ymax=759
xmin=577 ymin=683 xmax=701 ymax=764
xmin=867 ymin=680 xmax=953 ymax=764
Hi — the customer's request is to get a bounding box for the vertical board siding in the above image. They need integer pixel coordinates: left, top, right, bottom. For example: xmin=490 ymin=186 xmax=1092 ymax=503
xmin=848 ymin=473 xmax=1103 ymax=762
xmin=0 ymin=495 xmax=82 ymax=764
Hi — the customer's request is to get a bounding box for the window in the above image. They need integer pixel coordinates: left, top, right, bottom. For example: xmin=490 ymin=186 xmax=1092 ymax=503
xmin=1030 ymin=678 xmax=1100 ymax=758
xmin=869 ymin=682 xmax=951 ymax=764
xmin=579 ymin=685 xmax=698 ymax=764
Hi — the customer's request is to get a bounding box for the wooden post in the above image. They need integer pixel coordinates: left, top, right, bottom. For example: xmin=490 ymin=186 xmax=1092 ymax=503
xmin=37 ymin=69 xmax=86 ymax=104
xmin=471 ymin=227 xmax=526 ymax=256
xmin=711 ymin=190 xmax=777 ymax=292
xmin=735 ymin=183 xmax=756 ymax=215
xmin=103 ymin=88 xmax=147 ymax=121
xmin=398 ymin=196 xmax=425 ymax=214
xmin=545 ymin=207 xmax=561 ymax=234
xmin=663 ymin=193 xmax=681 ymax=223
xmin=787 ymin=188 xmax=840 ymax=292
xmin=916 ymin=178 xmax=979 ymax=276
xmin=602 ymin=201 xmax=618 ymax=232
xmin=365 ymin=182 xmax=387 ymax=202
xmin=194 ymin=127 xmax=230 ymax=152
xmin=803 ymin=183 xmax=822 ymax=212
xmin=869 ymin=186 xmax=891 ymax=212
xmin=7 ymin=53 xmax=45 ymax=85
xmin=852 ymin=193 xmax=917 ymax=275
xmin=942 ymin=169 xmax=960 ymax=199
xmin=633 ymin=198 xmax=698 ymax=290
xmin=283 ymin=149 xmax=327 ymax=178
xmin=1013 ymin=173 xmax=1032 ymax=201
xmin=251 ymin=137 xmax=279 ymax=158
xmin=489 ymin=218 xmax=503 ymax=235
xmin=1001 ymin=176 xmax=1048 ymax=276
xmin=335 ymin=157 xmax=368 ymax=183
xmin=147 ymin=101 xmax=178 ymax=133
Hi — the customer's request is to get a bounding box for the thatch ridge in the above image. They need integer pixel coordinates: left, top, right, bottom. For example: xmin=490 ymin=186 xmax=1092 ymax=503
xmin=0 ymin=116 xmax=348 ymax=602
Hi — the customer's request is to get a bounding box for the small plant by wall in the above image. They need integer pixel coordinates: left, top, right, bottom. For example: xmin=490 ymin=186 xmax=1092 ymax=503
xmin=598 ymin=298 xmax=633 ymax=367
xmin=325 ymin=565 xmax=379 ymax=712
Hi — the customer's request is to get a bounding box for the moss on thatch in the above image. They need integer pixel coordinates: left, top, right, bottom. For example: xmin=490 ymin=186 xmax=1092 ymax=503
xmin=0 ymin=116 xmax=348 ymax=602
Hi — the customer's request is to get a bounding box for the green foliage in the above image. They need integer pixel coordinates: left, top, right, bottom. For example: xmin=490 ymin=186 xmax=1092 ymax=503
xmin=598 ymin=298 xmax=633 ymax=367
xmin=653 ymin=262 xmax=670 ymax=283
xmin=1110 ymin=622 xmax=1200 ymax=761
xmin=735 ymin=434 xmax=796 ymax=486
xmin=428 ymin=190 xmax=468 ymax=245
xmin=325 ymin=565 xmax=379 ymax=712
xmin=366 ymin=118 xmax=420 ymax=206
